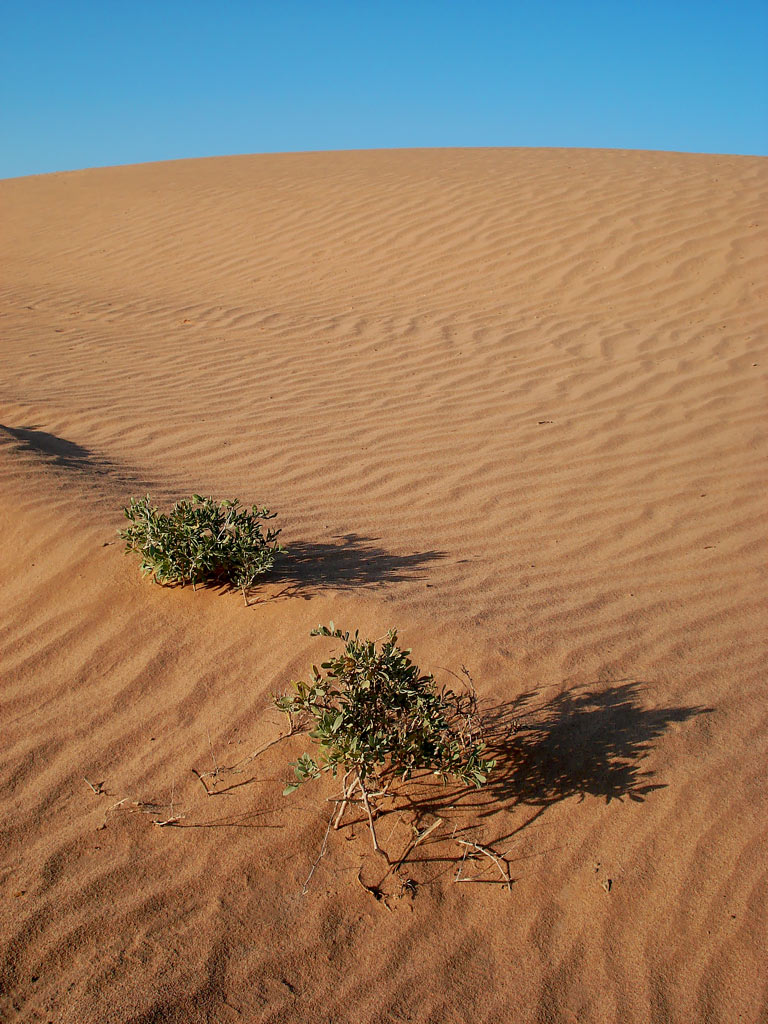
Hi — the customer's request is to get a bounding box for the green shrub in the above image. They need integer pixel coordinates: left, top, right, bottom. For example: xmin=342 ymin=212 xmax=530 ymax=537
xmin=120 ymin=494 xmax=283 ymax=601
xmin=275 ymin=624 xmax=494 ymax=850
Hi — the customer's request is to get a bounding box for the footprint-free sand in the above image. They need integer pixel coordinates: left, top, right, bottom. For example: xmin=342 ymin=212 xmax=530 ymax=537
xmin=1 ymin=148 xmax=766 ymax=1023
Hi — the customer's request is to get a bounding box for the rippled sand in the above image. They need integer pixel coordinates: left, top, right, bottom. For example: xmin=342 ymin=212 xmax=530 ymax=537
xmin=1 ymin=148 xmax=766 ymax=1023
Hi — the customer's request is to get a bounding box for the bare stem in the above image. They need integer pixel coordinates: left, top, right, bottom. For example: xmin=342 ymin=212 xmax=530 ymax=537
xmin=392 ymin=817 xmax=443 ymax=874
xmin=455 ymin=839 xmax=512 ymax=891
xmin=333 ymin=771 xmax=357 ymax=830
xmin=222 ymin=725 xmax=299 ymax=775
xmin=191 ymin=768 xmax=212 ymax=795
xmin=207 ymin=728 xmax=219 ymax=777
xmin=357 ymin=774 xmax=380 ymax=853
xmin=302 ymin=805 xmax=335 ymax=895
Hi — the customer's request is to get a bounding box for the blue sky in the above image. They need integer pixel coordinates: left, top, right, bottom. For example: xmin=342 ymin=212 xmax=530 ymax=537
xmin=2 ymin=0 xmax=766 ymax=178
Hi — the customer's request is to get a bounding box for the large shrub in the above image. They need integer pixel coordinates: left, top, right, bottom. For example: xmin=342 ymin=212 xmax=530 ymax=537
xmin=275 ymin=624 xmax=494 ymax=850
xmin=121 ymin=494 xmax=282 ymax=601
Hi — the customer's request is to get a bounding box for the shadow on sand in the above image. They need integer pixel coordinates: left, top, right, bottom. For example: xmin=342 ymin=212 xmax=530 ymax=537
xmin=381 ymin=680 xmax=712 ymax=879
xmin=270 ymin=535 xmax=446 ymax=595
xmin=0 ymin=423 xmax=152 ymax=501
xmin=481 ymin=679 xmax=709 ymax=808
xmin=0 ymin=424 xmax=114 ymax=474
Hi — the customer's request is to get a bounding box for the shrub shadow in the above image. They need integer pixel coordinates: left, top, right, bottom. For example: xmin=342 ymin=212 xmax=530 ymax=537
xmin=270 ymin=535 xmax=446 ymax=594
xmin=0 ymin=424 xmax=111 ymax=472
xmin=0 ymin=423 xmax=150 ymax=498
xmin=483 ymin=680 xmax=710 ymax=808
xmin=397 ymin=680 xmax=712 ymax=837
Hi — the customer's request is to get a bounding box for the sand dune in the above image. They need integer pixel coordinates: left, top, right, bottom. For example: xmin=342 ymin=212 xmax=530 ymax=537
xmin=1 ymin=148 xmax=766 ymax=1023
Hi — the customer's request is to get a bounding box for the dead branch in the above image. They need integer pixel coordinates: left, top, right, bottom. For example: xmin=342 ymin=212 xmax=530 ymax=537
xmin=97 ymin=797 xmax=129 ymax=830
xmin=393 ymin=817 xmax=443 ymax=874
xmin=191 ymin=767 xmax=213 ymax=796
xmin=356 ymin=871 xmax=392 ymax=911
xmin=332 ymin=771 xmax=358 ymax=829
xmin=455 ymin=839 xmax=512 ymax=891
xmin=152 ymin=815 xmax=184 ymax=827
xmin=301 ymin=805 xmax=335 ymax=895
xmin=357 ymin=775 xmax=381 ymax=853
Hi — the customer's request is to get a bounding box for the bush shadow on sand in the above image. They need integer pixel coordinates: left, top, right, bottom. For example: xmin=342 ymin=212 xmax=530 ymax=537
xmin=384 ymin=679 xmax=712 ymax=876
xmin=0 ymin=423 xmax=152 ymax=500
xmin=269 ymin=534 xmax=446 ymax=595
xmin=162 ymin=535 xmax=446 ymax=601
xmin=0 ymin=424 xmax=114 ymax=474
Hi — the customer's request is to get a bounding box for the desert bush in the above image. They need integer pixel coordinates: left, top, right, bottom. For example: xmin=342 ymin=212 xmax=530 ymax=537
xmin=120 ymin=494 xmax=283 ymax=601
xmin=275 ymin=624 xmax=494 ymax=850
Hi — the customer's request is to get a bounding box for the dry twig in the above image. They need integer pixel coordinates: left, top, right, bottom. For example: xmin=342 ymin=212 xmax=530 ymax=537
xmin=152 ymin=783 xmax=184 ymax=827
xmin=191 ymin=723 xmax=299 ymax=796
xmin=455 ymin=839 xmax=512 ymax=891
xmin=356 ymin=871 xmax=392 ymax=911
xmin=301 ymin=806 xmax=335 ymax=895
xmin=393 ymin=817 xmax=443 ymax=874
xmin=97 ymin=797 xmax=129 ymax=830
xmin=357 ymin=778 xmax=380 ymax=853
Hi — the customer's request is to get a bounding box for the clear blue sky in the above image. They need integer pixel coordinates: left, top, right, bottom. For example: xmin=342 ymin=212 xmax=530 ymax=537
xmin=2 ymin=0 xmax=766 ymax=178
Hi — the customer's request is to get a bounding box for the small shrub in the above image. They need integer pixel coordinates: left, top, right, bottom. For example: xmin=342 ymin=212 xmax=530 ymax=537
xmin=120 ymin=494 xmax=283 ymax=601
xmin=275 ymin=624 xmax=494 ymax=850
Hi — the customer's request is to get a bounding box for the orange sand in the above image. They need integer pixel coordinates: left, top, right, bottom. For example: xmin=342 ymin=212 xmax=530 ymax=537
xmin=1 ymin=148 xmax=766 ymax=1023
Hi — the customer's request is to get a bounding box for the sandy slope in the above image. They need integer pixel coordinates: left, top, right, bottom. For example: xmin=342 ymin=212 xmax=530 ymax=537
xmin=1 ymin=148 xmax=766 ymax=1024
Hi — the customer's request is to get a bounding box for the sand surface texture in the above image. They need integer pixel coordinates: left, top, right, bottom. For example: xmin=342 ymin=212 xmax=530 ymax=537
xmin=1 ymin=148 xmax=766 ymax=1023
